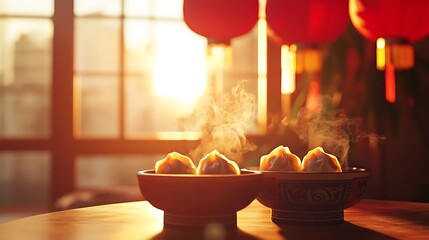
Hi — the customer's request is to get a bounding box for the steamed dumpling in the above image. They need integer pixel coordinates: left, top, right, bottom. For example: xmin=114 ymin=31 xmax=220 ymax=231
xmin=155 ymin=152 xmax=196 ymax=174
xmin=196 ymin=150 xmax=240 ymax=175
xmin=260 ymin=146 xmax=301 ymax=172
xmin=301 ymin=147 xmax=342 ymax=172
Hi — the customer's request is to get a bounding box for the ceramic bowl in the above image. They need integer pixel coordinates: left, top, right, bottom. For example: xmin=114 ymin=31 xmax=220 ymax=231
xmin=137 ymin=169 xmax=262 ymax=228
xmin=252 ymin=168 xmax=369 ymax=224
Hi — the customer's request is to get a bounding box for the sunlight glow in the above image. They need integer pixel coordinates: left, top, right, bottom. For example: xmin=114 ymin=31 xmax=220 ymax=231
xmin=0 ymin=0 xmax=53 ymax=16
xmin=152 ymin=39 xmax=207 ymax=104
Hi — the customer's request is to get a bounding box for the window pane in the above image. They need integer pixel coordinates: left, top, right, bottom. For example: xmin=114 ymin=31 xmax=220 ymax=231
xmin=0 ymin=0 xmax=53 ymax=16
xmin=124 ymin=20 xmax=154 ymax=73
xmin=125 ymin=76 xmax=155 ymax=134
xmin=0 ymin=151 xmax=50 ymax=207
xmin=231 ymin=27 xmax=259 ymax=73
xmin=125 ymin=0 xmax=183 ymax=19
xmin=74 ymin=0 xmax=121 ymax=17
xmin=124 ymin=20 xmax=206 ymax=135
xmin=125 ymin=20 xmax=206 ymax=73
xmin=0 ymin=19 xmax=52 ymax=137
xmin=76 ymin=154 xmax=163 ymax=188
xmin=126 ymin=75 xmax=203 ymax=135
xmin=75 ymin=75 xmax=119 ymax=138
xmin=75 ymin=18 xmax=120 ymax=73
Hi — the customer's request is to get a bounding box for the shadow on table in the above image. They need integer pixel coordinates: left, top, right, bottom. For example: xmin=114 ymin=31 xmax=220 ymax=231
xmin=277 ymin=221 xmax=395 ymax=240
xmin=149 ymin=225 xmax=261 ymax=240
xmin=378 ymin=208 xmax=429 ymax=227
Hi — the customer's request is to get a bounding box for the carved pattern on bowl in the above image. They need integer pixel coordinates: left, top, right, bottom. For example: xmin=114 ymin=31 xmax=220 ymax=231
xmin=280 ymin=181 xmax=350 ymax=205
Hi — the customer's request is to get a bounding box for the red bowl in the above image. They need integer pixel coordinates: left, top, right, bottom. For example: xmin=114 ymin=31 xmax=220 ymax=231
xmin=250 ymin=168 xmax=369 ymax=224
xmin=137 ymin=169 xmax=262 ymax=227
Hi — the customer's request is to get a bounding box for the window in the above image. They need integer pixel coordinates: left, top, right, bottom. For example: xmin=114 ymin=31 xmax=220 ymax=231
xmin=74 ymin=0 xmax=264 ymax=138
xmin=0 ymin=0 xmax=267 ymax=211
xmin=0 ymin=0 xmax=53 ymax=212
xmin=0 ymin=0 xmax=52 ymax=137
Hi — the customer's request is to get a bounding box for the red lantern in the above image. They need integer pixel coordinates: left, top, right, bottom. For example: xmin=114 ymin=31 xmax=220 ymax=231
xmin=183 ymin=0 xmax=259 ymax=45
xmin=349 ymin=0 xmax=429 ymax=103
xmin=266 ymin=0 xmax=349 ymax=46
xmin=266 ymin=0 xmax=348 ymax=103
xmin=183 ymin=0 xmax=259 ymax=97
xmin=349 ymin=0 xmax=429 ymax=42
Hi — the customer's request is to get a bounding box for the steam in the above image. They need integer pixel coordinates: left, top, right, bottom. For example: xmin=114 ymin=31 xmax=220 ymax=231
xmin=186 ymin=82 xmax=257 ymax=164
xmin=288 ymin=107 xmax=360 ymax=169
xmin=285 ymin=102 xmax=386 ymax=169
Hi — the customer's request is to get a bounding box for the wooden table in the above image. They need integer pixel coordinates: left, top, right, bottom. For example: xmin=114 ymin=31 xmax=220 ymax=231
xmin=1 ymin=199 xmax=428 ymax=240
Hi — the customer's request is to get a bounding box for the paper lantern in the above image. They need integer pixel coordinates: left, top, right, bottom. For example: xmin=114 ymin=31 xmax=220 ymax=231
xmin=349 ymin=0 xmax=429 ymax=103
xmin=266 ymin=0 xmax=349 ymax=94
xmin=183 ymin=0 xmax=259 ymax=44
xmin=183 ymin=0 xmax=259 ymax=78
xmin=266 ymin=0 xmax=349 ymax=45
xmin=349 ymin=0 xmax=429 ymax=42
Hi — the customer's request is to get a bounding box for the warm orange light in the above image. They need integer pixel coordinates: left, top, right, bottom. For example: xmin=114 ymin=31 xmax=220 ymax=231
xmin=376 ymin=38 xmax=414 ymax=70
xmin=281 ymin=45 xmax=295 ymax=94
xmin=391 ymin=44 xmax=414 ymax=69
xmin=376 ymin=38 xmax=412 ymax=103
xmin=280 ymin=44 xmax=322 ymax=95
xmin=294 ymin=45 xmax=322 ymax=74
xmin=207 ymin=43 xmax=233 ymax=69
xmin=152 ymin=40 xmax=207 ymax=103
xmin=376 ymin=38 xmax=386 ymax=70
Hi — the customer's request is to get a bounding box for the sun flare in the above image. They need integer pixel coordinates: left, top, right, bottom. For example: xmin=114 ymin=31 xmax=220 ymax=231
xmin=153 ymin=58 xmax=207 ymax=103
xmin=152 ymin=37 xmax=207 ymax=104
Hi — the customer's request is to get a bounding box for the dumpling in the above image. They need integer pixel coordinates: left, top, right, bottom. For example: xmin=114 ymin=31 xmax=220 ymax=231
xmin=260 ymin=146 xmax=301 ymax=172
xmin=196 ymin=150 xmax=240 ymax=175
xmin=301 ymin=147 xmax=342 ymax=172
xmin=155 ymin=152 xmax=196 ymax=174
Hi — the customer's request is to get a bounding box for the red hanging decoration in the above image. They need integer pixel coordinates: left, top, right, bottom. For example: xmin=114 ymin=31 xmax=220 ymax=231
xmin=183 ymin=0 xmax=259 ymax=44
xmin=266 ymin=0 xmax=348 ymax=101
xmin=266 ymin=0 xmax=349 ymax=45
xmin=385 ymin=64 xmax=396 ymax=103
xmin=349 ymin=0 xmax=429 ymax=42
xmin=349 ymin=0 xmax=429 ymax=103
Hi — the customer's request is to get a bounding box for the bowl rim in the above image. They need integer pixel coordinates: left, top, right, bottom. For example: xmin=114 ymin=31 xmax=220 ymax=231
xmin=243 ymin=167 xmax=369 ymax=180
xmin=137 ymin=169 xmax=261 ymax=178
xmin=244 ymin=167 xmax=368 ymax=173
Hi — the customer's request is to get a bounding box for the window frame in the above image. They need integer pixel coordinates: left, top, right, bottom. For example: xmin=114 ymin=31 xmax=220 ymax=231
xmin=0 ymin=0 xmax=282 ymax=205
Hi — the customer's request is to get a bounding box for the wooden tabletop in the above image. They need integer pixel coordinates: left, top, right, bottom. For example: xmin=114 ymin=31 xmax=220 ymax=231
xmin=0 ymin=199 xmax=428 ymax=240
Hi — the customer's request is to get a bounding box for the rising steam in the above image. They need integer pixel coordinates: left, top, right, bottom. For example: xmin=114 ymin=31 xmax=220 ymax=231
xmin=186 ymin=82 xmax=257 ymax=164
xmin=285 ymin=103 xmax=386 ymax=169
xmin=288 ymin=107 xmax=358 ymax=169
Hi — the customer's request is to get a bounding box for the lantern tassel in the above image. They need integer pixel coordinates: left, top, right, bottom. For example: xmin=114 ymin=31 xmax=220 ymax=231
xmin=385 ymin=64 xmax=396 ymax=103
xmin=306 ymin=77 xmax=322 ymax=113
